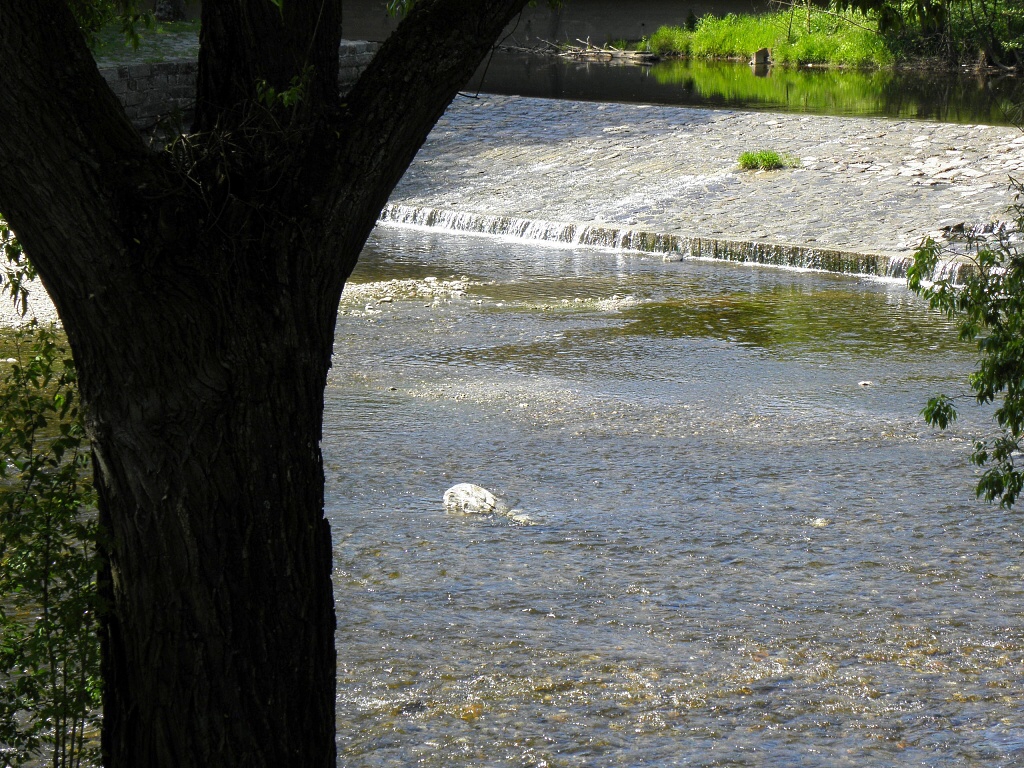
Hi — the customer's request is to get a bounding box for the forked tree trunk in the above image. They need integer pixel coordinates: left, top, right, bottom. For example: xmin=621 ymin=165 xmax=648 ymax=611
xmin=0 ymin=1 xmax=530 ymax=765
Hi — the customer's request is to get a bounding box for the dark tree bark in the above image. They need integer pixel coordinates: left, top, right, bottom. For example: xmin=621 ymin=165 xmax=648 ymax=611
xmin=154 ymin=0 xmax=187 ymax=22
xmin=0 ymin=0 xmax=528 ymax=765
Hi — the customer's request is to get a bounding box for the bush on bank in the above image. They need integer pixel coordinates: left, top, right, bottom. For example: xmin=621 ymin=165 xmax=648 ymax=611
xmin=647 ymin=10 xmax=894 ymax=68
xmin=645 ymin=0 xmax=1024 ymax=69
xmin=0 ymin=224 xmax=101 ymax=768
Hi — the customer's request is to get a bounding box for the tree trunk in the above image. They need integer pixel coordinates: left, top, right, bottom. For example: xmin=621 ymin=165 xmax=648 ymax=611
xmin=154 ymin=0 xmax=187 ymax=22
xmin=0 ymin=0 xmax=530 ymax=765
xmin=87 ymin=238 xmax=340 ymax=766
xmin=194 ymin=0 xmax=342 ymax=131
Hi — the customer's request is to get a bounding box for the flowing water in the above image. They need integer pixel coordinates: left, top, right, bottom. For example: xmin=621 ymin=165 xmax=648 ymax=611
xmin=326 ymin=226 xmax=1024 ymax=766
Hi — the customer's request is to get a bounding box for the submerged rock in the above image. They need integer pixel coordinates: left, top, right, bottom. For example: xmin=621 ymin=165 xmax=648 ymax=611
xmin=443 ymin=483 xmax=497 ymax=515
xmin=443 ymin=483 xmax=536 ymax=525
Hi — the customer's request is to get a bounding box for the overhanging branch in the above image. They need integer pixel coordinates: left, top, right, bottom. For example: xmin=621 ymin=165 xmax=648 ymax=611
xmin=320 ymin=0 xmax=529 ymax=286
xmin=0 ymin=0 xmax=159 ymax=312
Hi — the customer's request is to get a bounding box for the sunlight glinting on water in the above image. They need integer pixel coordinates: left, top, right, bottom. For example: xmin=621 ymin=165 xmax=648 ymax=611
xmin=325 ymin=227 xmax=1024 ymax=767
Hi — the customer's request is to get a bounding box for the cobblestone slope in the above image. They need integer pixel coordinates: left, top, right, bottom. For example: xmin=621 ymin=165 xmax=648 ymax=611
xmin=388 ymin=95 xmax=1024 ymax=268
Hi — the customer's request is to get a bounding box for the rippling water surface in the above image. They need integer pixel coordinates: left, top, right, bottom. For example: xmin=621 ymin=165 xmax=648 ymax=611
xmin=326 ymin=226 xmax=1024 ymax=767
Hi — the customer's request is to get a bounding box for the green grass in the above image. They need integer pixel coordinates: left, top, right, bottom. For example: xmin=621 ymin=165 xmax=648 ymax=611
xmin=647 ymin=10 xmax=894 ymax=68
xmin=738 ymin=150 xmax=798 ymax=170
xmin=648 ymin=25 xmax=692 ymax=56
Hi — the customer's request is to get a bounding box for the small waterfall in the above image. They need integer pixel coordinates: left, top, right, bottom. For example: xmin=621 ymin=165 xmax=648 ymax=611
xmin=883 ymin=222 xmax=1021 ymax=285
xmin=881 ymin=253 xmax=972 ymax=283
xmin=379 ymin=203 xmax=909 ymax=279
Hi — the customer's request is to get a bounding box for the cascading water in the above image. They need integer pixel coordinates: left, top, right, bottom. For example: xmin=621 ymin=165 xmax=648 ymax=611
xmin=379 ymin=203 xmax=974 ymax=283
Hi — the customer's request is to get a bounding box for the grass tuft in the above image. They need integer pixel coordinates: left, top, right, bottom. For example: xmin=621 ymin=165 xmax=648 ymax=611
xmin=738 ymin=150 xmax=798 ymax=170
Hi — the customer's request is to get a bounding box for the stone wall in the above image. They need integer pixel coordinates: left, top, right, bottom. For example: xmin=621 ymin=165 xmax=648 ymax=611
xmin=336 ymin=40 xmax=379 ymax=87
xmin=143 ymin=1 xmax=776 ymax=40
xmin=100 ymin=40 xmax=380 ymax=130
xmin=340 ymin=0 xmax=774 ymax=44
xmin=101 ymin=61 xmax=196 ymax=130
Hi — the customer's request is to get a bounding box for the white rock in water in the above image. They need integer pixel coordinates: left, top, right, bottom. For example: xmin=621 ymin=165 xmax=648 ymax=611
xmin=443 ymin=483 xmax=497 ymax=515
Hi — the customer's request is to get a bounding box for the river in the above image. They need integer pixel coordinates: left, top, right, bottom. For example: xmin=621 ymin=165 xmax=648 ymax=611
xmin=325 ymin=225 xmax=1024 ymax=766
xmin=467 ymin=50 xmax=1024 ymax=126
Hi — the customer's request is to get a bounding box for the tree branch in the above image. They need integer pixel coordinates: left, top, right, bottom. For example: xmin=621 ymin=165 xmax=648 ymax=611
xmin=0 ymin=0 xmax=159 ymax=319
xmin=194 ymin=0 xmax=343 ymax=131
xmin=321 ymin=0 xmax=529 ymax=287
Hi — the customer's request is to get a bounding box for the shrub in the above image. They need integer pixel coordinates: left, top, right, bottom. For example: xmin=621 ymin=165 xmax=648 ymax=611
xmin=738 ymin=150 xmax=793 ymax=170
xmin=0 ymin=225 xmax=100 ymax=768
xmin=648 ymin=10 xmax=896 ymax=67
xmin=908 ymin=178 xmax=1024 ymax=507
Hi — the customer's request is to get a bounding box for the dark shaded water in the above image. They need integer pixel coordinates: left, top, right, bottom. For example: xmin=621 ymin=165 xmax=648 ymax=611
xmin=467 ymin=51 xmax=1024 ymax=126
xmin=326 ymin=226 xmax=1024 ymax=766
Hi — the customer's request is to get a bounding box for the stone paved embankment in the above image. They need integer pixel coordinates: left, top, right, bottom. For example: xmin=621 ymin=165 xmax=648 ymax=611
xmin=386 ymin=94 xmax=1024 ymax=271
xmin=97 ymin=42 xmax=379 ymax=130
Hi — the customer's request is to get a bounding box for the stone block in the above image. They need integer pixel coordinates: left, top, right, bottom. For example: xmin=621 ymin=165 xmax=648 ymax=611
xmin=102 ymin=40 xmax=376 ymax=126
xmin=104 ymin=78 xmax=129 ymax=96
xmin=127 ymin=63 xmax=154 ymax=79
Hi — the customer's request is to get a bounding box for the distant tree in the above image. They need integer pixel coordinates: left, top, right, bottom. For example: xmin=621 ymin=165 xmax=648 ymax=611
xmin=0 ymin=1 xmax=530 ymax=765
xmin=835 ymin=0 xmax=1024 ymax=66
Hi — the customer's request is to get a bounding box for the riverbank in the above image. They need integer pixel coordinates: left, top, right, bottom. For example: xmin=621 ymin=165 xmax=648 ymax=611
xmin=642 ymin=7 xmax=1024 ymax=71
xmin=644 ymin=11 xmax=894 ymax=69
xmin=384 ymin=94 xmax=1024 ymax=276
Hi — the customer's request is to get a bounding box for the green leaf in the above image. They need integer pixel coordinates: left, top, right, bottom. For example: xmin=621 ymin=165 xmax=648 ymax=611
xmin=922 ymin=394 xmax=957 ymax=429
xmin=909 ymin=176 xmax=1024 ymax=507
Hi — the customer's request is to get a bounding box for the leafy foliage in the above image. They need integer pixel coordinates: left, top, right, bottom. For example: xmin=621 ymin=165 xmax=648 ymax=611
xmin=908 ymin=179 xmax=1024 ymax=507
xmin=0 ymin=233 xmax=100 ymax=768
xmin=386 ymin=0 xmax=415 ymax=15
xmin=834 ymin=0 xmax=1024 ymax=66
xmin=68 ymin=0 xmax=152 ymax=49
xmin=256 ymin=66 xmax=311 ymax=110
xmin=648 ymin=0 xmax=1024 ymax=68
xmin=647 ymin=10 xmax=893 ymax=67
xmin=0 ymin=224 xmax=34 ymax=319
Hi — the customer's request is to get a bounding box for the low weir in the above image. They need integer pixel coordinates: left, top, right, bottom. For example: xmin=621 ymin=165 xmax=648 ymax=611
xmin=92 ymin=45 xmax=1023 ymax=286
xmin=383 ymin=94 xmax=1023 ymax=286
xmin=379 ymin=202 xmax=975 ymax=283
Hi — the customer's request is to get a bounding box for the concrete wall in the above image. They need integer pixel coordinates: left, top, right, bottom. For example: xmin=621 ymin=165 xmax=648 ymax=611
xmin=147 ymin=1 xmax=774 ymax=45
xmin=341 ymin=0 xmax=773 ymax=44
xmin=100 ymin=41 xmax=380 ymax=130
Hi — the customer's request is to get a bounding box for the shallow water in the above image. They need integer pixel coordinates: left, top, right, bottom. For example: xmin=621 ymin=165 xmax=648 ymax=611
xmin=326 ymin=226 xmax=1024 ymax=767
